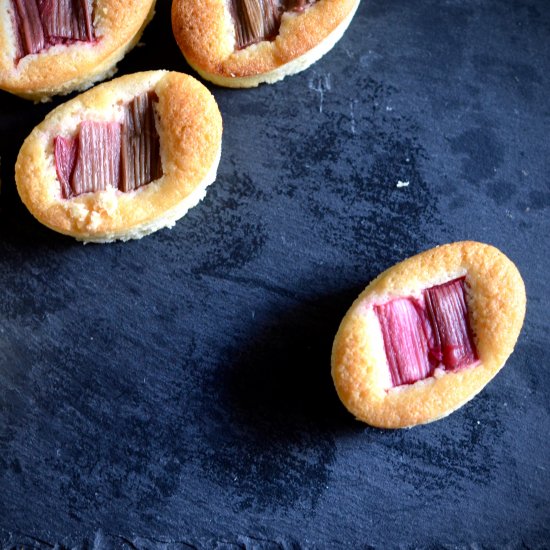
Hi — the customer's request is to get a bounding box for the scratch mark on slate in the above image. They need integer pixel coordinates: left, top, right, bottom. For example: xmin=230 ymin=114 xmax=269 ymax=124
xmin=308 ymin=72 xmax=332 ymax=114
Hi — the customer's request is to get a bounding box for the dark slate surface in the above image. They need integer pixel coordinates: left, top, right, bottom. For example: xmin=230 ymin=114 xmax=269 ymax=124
xmin=1 ymin=0 xmax=549 ymax=548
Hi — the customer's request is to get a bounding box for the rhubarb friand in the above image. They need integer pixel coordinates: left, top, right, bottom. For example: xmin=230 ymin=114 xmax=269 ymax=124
xmin=171 ymin=0 xmax=360 ymax=87
xmin=331 ymin=242 xmax=526 ymax=428
xmin=0 ymin=0 xmax=157 ymax=100
xmin=15 ymin=71 xmax=223 ymax=242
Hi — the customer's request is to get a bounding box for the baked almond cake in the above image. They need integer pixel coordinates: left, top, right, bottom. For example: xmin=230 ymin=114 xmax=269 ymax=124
xmin=172 ymin=0 xmax=360 ymax=87
xmin=331 ymin=241 xmax=526 ymax=428
xmin=15 ymin=71 xmax=223 ymax=242
xmin=0 ymin=0 xmax=157 ymax=100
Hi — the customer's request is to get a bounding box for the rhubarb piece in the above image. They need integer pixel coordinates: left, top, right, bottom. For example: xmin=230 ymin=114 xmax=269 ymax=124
xmin=424 ymin=278 xmax=478 ymax=371
xmin=70 ymin=121 xmax=121 ymax=196
xmin=374 ymin=298 xmax=434 ymax=387
xmin=230 ymin=0 xmax=319 ymax=50
xmin=332 ymin=241 xmax=526 ymax=428
xmin=120 ymin=92 xmax=163 ymax=193
xmin=287 ymin=0 xmax=316 ymax=12
xmin=54 ymin=136 xmax=78 ymax=199
xmin=11 ymin=0 xmax=95 ymax=60
xmin=172 ymin=0 xmax=359 ymax=87
xmin=53 ymin=91 xmax=162 ymax=198
xmin=231 ymin=0 xmax=283 ymax=49
xmin=374 ymin=277 xmax=479 ymax=388
xmin=12 ymin=0 xmax=45 ymax=58
xmin=39 ymin=0 xmax=95 ymax=45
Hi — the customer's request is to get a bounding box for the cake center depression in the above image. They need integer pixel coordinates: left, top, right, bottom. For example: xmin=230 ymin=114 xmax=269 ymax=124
xmin=54 ymin=91 xmax=163 ymax=198
xmin=230 ymin=0 xmax=317 ymax=49
xmin=374 ymin=277 xmax=479 ymax=388
xmin=11 ymin=0 xmax=96 ymax=61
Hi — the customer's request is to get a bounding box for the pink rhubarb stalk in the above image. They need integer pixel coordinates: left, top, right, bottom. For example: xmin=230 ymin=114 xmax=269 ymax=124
xmin=424 ymin=277 xmax=478 ymax=371
xmin=375 ymin=277 xmax=478 ymax=388
xmin=230 ymin=0 xmax=317 ymax=49
xmin=374 ymin=298 xmax=434 ymax=387
xmin=54 ymin=92 xmax=162 ymax=199
xmin=12 ymin=0 xmax=95 ymax=60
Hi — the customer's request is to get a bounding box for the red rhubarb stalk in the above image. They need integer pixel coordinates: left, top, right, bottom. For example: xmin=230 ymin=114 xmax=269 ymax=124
xmin=375 ymin=277 xmax=478 ymax=387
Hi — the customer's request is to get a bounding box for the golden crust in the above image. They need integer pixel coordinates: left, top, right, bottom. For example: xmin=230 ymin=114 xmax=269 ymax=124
xmin=0 ymin=0 xmax=157 ymax=101
xmin=331 ymin=241 xmax=526 ymax=429
xmin=15 ymin=71 xmax=223 ymax=242
xmin=171 ymin=0 xmax=360 ymax=87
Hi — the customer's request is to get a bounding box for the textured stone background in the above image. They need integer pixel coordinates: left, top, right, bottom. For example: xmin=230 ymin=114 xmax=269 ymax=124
xmin=1 ymin=0 xmax=549 ymax=548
